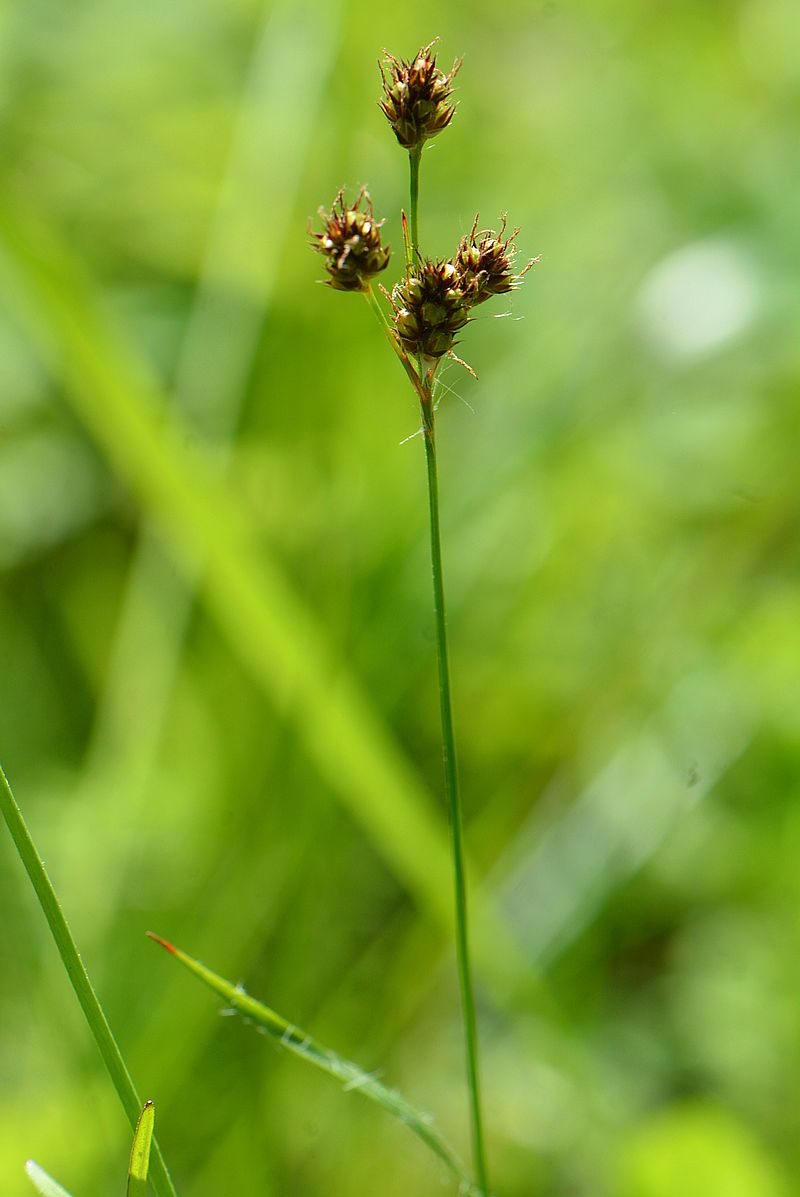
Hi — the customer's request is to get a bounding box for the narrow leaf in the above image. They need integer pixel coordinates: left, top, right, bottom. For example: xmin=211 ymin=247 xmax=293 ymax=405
xmin=24 ymin=1162 xmax=75 ymax=1197
xmin=0 ymin=764 xmax=178 ymax=1197
xmin=147 ymin=933 xmax=475 ymax=1192
xmin=127 ymin=1101 xmax=156 ymax=1197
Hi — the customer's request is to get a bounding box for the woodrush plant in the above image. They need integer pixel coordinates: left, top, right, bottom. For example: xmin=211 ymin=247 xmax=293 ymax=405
xmin=0 ymin=39 xmax=535 ymax=1197
xmin=311 ymin=39 xmax=538 ymax=1197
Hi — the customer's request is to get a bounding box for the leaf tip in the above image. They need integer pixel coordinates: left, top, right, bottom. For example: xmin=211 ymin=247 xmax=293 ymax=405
xmin=146 ymin=931 xmax=176 ymax=953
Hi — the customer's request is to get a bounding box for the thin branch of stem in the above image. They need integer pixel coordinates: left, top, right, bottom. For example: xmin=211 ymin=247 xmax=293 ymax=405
xmin=419 ymin=383 xmax=490 ymax=1197
xmin=0 ymin=763 xmax=178 ymax=1197
xmin=401 ymin=210 xmax=412 ymax=276
xmin=363 ymin=285 xmax=424 ymax=400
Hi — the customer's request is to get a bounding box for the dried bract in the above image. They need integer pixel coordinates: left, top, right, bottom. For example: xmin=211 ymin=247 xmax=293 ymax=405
xmin=379 ymin=42 xmax=461 ymax=151
xmin=454 ymin=215 xmax=539 ymax=306
xmin=391 ymin=259 xmax=471 ymax=360
xmin=310 ymin=189 xmax=390 ymax=292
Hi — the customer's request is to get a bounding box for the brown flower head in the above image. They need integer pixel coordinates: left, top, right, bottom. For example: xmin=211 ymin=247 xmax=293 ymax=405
xmin=391 ymin=259 xmax=471 ymax=361
xmin=379 ymin=42 xmax=461 ymax=151
xmin=454 ymin=215 xmax=539 ymax=306
xmin=310 ymin=188 xmax=390 ymax=292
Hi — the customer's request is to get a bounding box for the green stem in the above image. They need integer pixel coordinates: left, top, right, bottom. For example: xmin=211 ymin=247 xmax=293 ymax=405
xmin=0 ymin=763 xmax=178 ymax=1197
xmin=408 ymin=145 xmax=422 ymax=264
xmin=409 ymin=135 xmax=489 ymax=1196
xmin=419 ymin=386 xmax=490 ymax=1197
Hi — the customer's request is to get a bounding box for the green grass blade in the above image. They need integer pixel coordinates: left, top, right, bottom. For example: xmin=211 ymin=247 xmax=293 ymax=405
xmin=0 ymin=195 xmax=454 ymax=935
xmin=147 ymin=933 xmax=476 ymax=1192
xmin=24 ymin=1162 xmax=75 ymax=1197
xmin=128 ymin=1101 xmax=156 ymax=1197
xmin=0 ymin=765 xmax=178 ymax=1197
xmin=0 ymin=193 xmax=538 ymax=1004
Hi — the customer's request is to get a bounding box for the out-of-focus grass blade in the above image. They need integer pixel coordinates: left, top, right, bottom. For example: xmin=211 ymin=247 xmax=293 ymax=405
xmin=0 ymin=196 xmax=453 ymax=935
xmin=127 ymin=1101 xmax=155 ymax=1197
xmin=0 ymin=193 xmax=535 ymax=1000
xmin=147 ymin=933 xmax=477 ymax=1194
xmin=24 ymin=1161 xmax=75 ymax=1197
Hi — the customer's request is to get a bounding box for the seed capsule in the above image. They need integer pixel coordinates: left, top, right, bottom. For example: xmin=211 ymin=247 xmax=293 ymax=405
xmin=379 ymin=42 xmax=461 ymax=151
xmin=310 ymin=188 xmax=391 ymax=292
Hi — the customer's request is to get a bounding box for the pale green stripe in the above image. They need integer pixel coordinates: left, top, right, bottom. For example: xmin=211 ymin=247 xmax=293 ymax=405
xmin=24 ymin=1162 xmax=75 ymax=1197
xmin=0 ymin=197 xmax=454 ymax=931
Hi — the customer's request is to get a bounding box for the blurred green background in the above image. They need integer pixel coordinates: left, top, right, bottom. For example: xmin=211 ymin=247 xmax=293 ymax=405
xmin=1 ymin=0 xmax=799 ymax=1194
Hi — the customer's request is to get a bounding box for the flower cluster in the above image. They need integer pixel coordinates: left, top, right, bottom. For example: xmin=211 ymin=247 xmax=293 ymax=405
xmin=454 ymin=215 xmax=539 ymax=308
xmin=309 ymin=188 xmax=390 ymax=292
xmin=310 ymin=42 xmax=538 ymax=375
xmin=390 ymin=222 xmax=538 ymax=361
xmin=391 ymin=260 xmax=470 ymax=360
xmin=379 ymin=41 xmax=461 ymax=151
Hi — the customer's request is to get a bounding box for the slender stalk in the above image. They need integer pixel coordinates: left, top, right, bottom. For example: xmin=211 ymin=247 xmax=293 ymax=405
xmin=401 ymin=209 xmax=413 ymax=276
xmin=419 ymin=385 xmax=490 ymax=1197
xmin=0 ymin=763 xmax=178 ymax=1197
xmin=410 ymin=134 xmax=490 ymax=1196
xmin=363 ymin=285 xmax=424 ymax=400
xmin=408 ymin=145 xmax=422 ymax=263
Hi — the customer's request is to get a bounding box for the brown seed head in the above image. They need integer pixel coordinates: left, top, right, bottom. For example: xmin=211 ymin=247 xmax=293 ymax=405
xmin=454 ymin=215 xmax=539 ymax=306
xmin=379 ymin=41 xmax=462 ymax=151
xmin=391 ymin=258 xmax=471 ymax=361
xmin=310 ymin=188 xmax=391 ymax=292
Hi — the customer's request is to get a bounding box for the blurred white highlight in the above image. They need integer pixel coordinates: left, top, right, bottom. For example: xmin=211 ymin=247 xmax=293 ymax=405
xmin=637 ymin=238 xmax=761 ymax=362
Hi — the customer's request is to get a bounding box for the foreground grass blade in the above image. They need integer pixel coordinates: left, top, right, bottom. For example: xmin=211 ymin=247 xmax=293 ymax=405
xmin=0 ymin=765 xmax=178 ymax=1197
xmin=147 ymin=933 xmax=475 ymax=1192
xmin=24 ymin=1162 xmax=75 ymax=1197
xmin=128 ymin=1101 xmax=156 ymax=1197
